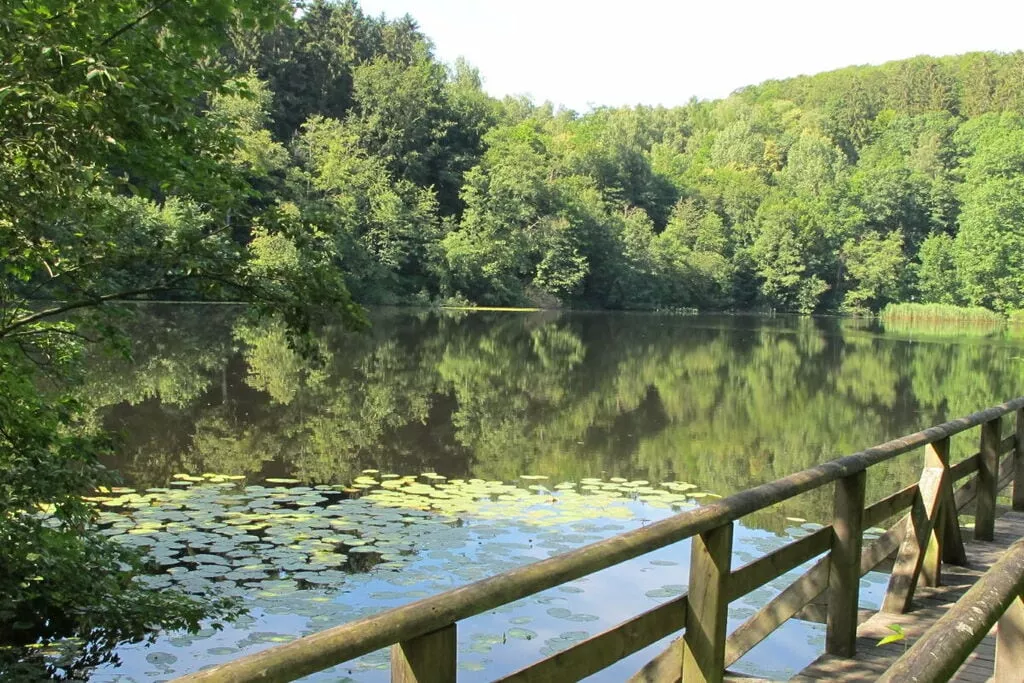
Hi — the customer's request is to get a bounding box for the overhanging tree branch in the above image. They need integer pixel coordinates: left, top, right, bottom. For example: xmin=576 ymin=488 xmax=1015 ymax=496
xmin=98 ymin=0 xmax=175 ymax=48
xmin=0 ymin=285 xmax=179 ymax=338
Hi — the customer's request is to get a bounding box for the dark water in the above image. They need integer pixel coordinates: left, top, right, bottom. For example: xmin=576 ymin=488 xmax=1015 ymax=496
xmin=85 ymin=306 xmax=1024 ymax=681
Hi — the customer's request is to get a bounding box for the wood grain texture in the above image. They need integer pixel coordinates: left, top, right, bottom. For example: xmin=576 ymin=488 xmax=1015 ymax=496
xmin=798 ymin=511 xmax=1024 ymax=682
xmin=682 ymin=523 xmax=733 ymax=683
xmin=1014 ymin=408 xmax=1024 ymax=511
xmin=976 ymin=416 xmax=1002 ymax=541
xmin=391 ymin=624 xmax=456 ymax=683
xmin=882 ymin=467 xmax=943 ymax=613
xmin=995 ymin=595 xmax=1024 ymax=683
xmin=877 ymin=536 xmax=1024 ymax=683
xmin=826 ymin=470 xmax=867 ymax=656
xmin=499 ymin=596 xmax=687 ymax=683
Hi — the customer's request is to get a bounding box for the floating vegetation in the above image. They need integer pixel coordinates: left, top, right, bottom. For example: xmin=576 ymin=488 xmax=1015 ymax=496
xmin=82 ymin=471 xmax=762 ymax=680
xmin=85 ymin=472 xmax=725 ymax=613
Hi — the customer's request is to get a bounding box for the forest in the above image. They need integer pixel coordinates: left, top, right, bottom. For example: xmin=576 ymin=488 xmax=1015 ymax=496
xmin=6 ymin=1 xmax=1024 ymax=319
xmin=213 ymin=2 xmax=1024 ymax=314
xmin=3 ymin=0 xmax=1024 ymax=677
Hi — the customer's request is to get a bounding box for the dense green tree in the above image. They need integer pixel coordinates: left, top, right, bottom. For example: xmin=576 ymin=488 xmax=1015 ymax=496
xmin=841 ymin=230 xmax=907 ymax=312
xmin=0 ymin=0 xmax=360 ymax=675
xmin=916 ymin=232 xmax=961 ymax=304
xmin=951 ymin=113 xmax=1024 ymax=311
xmin=295 ymin=115 xmax=441 ymax=299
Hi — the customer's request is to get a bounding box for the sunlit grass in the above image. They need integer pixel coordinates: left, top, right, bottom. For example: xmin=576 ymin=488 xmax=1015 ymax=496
xmin=879 ymin=303 xmax=1006 ymax=339
xmin=440 ymin=306 xmax=542 ymax=312
xmin=880 ymin=303 xmax=1004 ymax=324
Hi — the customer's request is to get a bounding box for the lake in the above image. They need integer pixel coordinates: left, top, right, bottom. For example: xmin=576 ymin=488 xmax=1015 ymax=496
xmin=86 ymin=306 xmax=1024 ymax=681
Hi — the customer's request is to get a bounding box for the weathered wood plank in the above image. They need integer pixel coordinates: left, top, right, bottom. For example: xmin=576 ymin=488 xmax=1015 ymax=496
xmin=1014 ymin=409 xmax=1024 ymax=511
xmin=859 ymin=522 xmax=905 ymax=573
xmin=960 ymin=451 xmax=1016 ymax=513
xmin=877 ymin=536 xmax=1024 ymax=683
xmin=995 ymin=595 xmax=1024 ymax=683
xmin=628 ymin=641 xmax=682 ymax=683
xmin=723 ymin=517 xmax=906 ymax=670
xmin=882 ymin=467 xmax=943 ymax=613
xmin=789 ymin=603 xmax=874 ymax=626
xmin=682 ymin=523 xmax=734 ymax=683
xmin=950 ymin=452 xmax=980 ymax=482
xmin=498 ymin=596 xmax=687 ymax=683
xmin=727 ymin=527 xmax=831 ymax=601
xmin=862 ymin=483 xmax=917 ymax=529
xmin=723 ymin=557 xmax=830 ymax=668
xmin=827 ymin=470 xmax=866 ymax=656
xmin=921 ymin=442 xmax=946 ymax=586
xmin=998 ymin=433 xmax=1016 ymax=455
xmin=391 ymin=624 xmax=456 ymax=683
xmin=977 ymin=417 xmax=1002 ymax=541
xmin=797 ymin=511 xmax=1024 ymax=682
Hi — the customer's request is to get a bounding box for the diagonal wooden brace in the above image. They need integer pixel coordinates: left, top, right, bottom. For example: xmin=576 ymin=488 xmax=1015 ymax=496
xmin=882 ymin=466 xmax=946 ymax=613
xmin=922 ymin=438 xmax=967 ymax=585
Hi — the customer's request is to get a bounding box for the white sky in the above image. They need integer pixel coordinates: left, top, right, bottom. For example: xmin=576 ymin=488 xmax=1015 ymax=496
xmin=357 ymin=0 xmax=1024 ymax=111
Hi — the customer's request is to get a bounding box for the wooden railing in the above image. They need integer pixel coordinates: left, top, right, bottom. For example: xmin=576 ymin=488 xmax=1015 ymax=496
xmin=877 ymin=536 xmax=1024 ymax=683
xmin=174 ymin=397 xmax=1024 ymax=683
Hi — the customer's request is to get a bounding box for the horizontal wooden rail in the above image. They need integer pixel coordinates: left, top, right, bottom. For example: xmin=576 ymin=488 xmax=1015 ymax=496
xmin=863 ymin=483 xmax=917 ymax=528
xmin=949 ymin=452 xmax=980 ymax=481
xmin=955 ymin=451 xmax=1015 ymax=512
xmin=728 ymin=526 xmax=832 ymax=601
xmin=174 ymin=398 xmax=1024 ymax=683
xmin=721 ymin=510 xmax=909 ymax=669
xmin=878 ymin=536 xmax=1024 ymax=683
xmin=498 ymin=596 xmax=688 ymax=682
xmin=946 ymin=435 xmax=1012 ymax=482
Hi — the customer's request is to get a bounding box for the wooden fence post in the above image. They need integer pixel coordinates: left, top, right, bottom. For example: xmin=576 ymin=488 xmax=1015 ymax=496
xmin=1014 ymin=408 xmax=1024 ymax=512
xmin=391 ymin=624 xmax=456 ymax=683
xmin=682 ymin=523 xmax=733 ymax=683
xmin=977 ymin=417 xmax=1002 ymax=541
xmin=826 ymin=470 xmax=866 ymax=656
xmin=995 ymin=595 xmax=1024 ymax=683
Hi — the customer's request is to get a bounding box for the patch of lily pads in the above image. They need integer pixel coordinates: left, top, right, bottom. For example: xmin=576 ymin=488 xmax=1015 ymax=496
xmin=88 ymin=472 xmax=721 ymax=600
xmin=85 ymin=470 xmax=736 ymax=680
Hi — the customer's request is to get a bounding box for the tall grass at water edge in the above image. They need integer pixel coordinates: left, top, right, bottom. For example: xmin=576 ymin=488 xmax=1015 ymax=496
xmin=880 ymin=303 xmax=1006 ymax=339
xmin=880 ymin=303 xmax=1005 ymax=325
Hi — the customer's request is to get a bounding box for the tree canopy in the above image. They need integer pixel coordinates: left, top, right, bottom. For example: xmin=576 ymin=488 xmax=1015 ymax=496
xmin=211 ymin=10 xmax=1024 ymax=313
xmin=4 ymin=0 xmax=1024 ymax=675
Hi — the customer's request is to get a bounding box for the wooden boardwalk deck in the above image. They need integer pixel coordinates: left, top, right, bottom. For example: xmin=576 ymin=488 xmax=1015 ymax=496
xmin=793 ymin=510 xmax=1024 ymax=682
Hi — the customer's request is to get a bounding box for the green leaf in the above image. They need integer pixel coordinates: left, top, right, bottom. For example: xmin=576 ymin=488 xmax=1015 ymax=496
xmin=877 ymin=624 xmax=905 ymax=647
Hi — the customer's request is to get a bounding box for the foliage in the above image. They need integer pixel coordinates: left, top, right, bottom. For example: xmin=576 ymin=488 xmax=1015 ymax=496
xmin=0 ymin=0 xmax=359 ymax=676
xmin=880 ymin=303 xmax=1005 ymax=324
xmin=877 ymin=623 xmax=907 ymax=649
xmin=5 ymin=0 xmax=1024 ymax=673
xmin=841 ymin=230 xmax=906 ymax=313
xmin=216 ymin=16 xmax=1024 ymax=313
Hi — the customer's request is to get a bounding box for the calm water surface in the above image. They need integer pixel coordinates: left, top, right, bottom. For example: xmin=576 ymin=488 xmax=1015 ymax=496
xmin=86 ymin=307 xmax=1024 ymax=681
